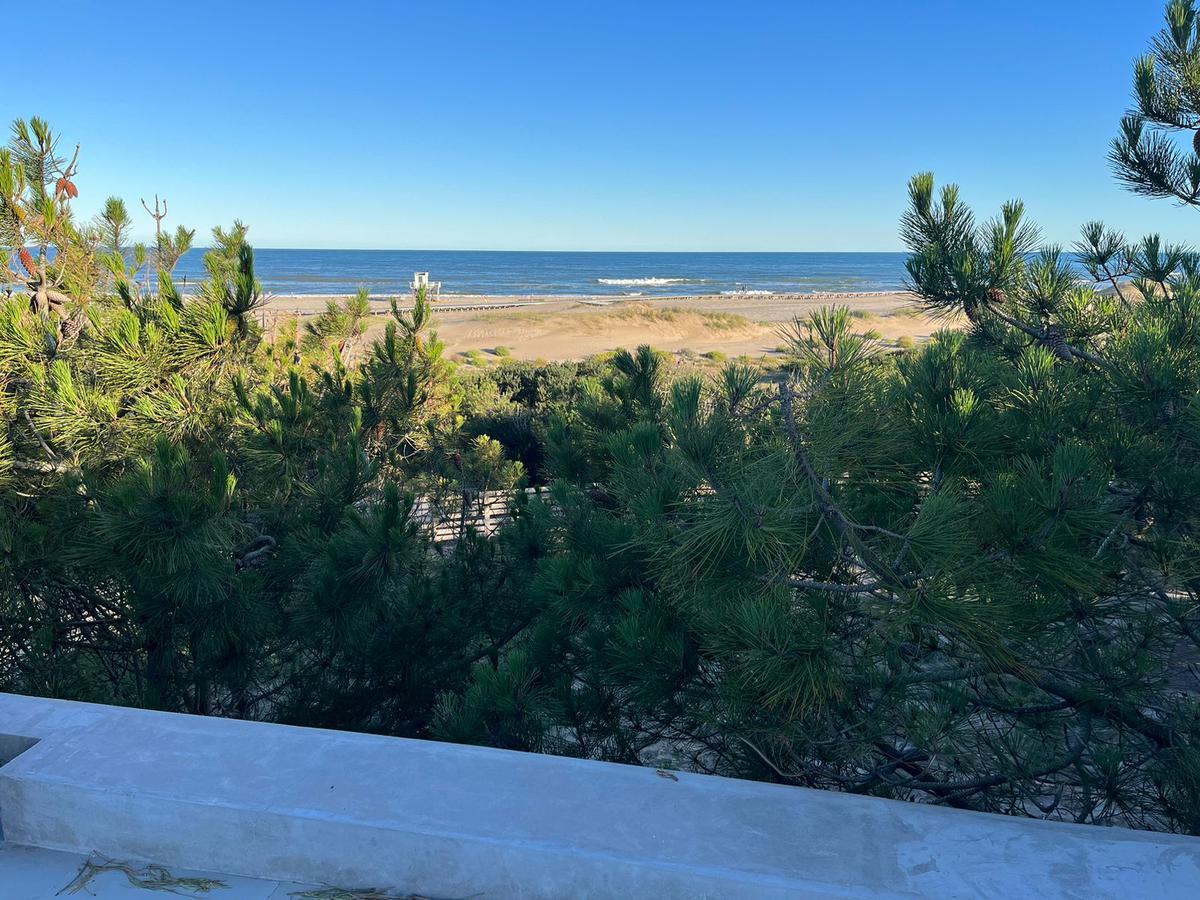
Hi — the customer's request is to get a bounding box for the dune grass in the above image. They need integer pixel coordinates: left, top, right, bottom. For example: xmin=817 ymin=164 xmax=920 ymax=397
xmin=608 ymin=304 xmax=752 ymax=330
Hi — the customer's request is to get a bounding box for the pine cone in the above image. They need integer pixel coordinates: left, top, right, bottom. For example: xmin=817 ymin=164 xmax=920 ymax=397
xmin=59 ymin=313 xmax=83 ymax=343
xmin=987 ymin=287 xmax=1006 ymax=304
xmin=1040 ymin=326 xmax=1073 ymax=361
xmin=18 ymin=247 xmax=35 ymax=275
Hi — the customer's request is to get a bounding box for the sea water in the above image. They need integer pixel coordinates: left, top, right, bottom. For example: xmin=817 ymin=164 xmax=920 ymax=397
xmin=167 ymin=250 xmax=911 ymax=297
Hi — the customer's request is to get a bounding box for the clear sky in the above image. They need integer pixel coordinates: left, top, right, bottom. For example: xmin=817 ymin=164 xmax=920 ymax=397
xmin=32 ymin=0 xmax=1199 ymax=251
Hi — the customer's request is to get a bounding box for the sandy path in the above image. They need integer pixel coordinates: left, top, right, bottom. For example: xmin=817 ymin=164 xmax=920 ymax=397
xmin=262 ymin=292 xmax=957 ymax=362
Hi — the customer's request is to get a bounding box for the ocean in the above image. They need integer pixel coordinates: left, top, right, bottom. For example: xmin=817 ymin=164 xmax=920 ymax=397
xmin=167 ymin=250 xmax=911 ymax=297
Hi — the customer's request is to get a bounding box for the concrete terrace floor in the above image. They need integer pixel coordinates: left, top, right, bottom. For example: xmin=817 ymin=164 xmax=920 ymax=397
xmin=0 ymin=842 xmax=342 ymax=900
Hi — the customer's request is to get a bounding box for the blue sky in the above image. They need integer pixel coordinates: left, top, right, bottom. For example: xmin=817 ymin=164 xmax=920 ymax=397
xmin=34 ymin=1 xmax=1199 ymax=251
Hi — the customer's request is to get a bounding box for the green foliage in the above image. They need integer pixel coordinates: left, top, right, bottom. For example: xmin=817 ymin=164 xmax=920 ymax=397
xmin=304 ymin=288 xmax=373 ymax=360
xmin=0 ymin=122 xmax=521 ymax=726
xmin=1111 ymin=0 xmax=1200 ymax=205
xmin=5 ymin=7 xmax=1200 ymax=840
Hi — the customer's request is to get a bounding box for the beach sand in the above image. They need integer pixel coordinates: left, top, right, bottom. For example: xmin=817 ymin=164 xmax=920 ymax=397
xmin=261 ymin=291 xmax=957 ymax=362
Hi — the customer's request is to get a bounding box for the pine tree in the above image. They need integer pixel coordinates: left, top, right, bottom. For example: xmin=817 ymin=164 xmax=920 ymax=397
xmin=1112 ymin=0 xmax=1200 ymax=206
xmin=436 ymin=2 xmax=1200 ymax=832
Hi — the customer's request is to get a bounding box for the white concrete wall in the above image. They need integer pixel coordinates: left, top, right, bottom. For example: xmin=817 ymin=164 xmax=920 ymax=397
xmin=1 ymin=692 xmax=1198 ymax=899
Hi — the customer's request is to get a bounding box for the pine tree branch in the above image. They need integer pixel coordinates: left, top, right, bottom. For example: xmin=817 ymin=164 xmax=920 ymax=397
xmin=778 ymin=380 xmax=914 ymax=594
xmin=984 ymin=302 xmax=1111 ymax=368
xmin=12 ymin=459 xmax=75 ymax=474
xmin=1028 ymin=672 xmax=1175 ymax=749
xmin=1099 ymin=262 xmax=1132 ymax=307
xmin=914 ymin=714 xmax=1092 ymax=804
xmin=755 ymin=574 xmax=887 ymax=595
xmin=23 ymin=408 xmax=57 ymax=461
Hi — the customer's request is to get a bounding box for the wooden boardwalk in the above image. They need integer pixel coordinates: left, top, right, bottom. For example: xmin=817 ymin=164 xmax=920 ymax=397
xmin=413 ymin=486 xmax=549 ymax=544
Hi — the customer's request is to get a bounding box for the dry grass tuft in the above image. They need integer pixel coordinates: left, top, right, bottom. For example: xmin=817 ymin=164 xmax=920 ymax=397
xmin=609 ymin=304 xmax=751 ymax=330
xmin=58 ymin=857 xmax=227 ymax=895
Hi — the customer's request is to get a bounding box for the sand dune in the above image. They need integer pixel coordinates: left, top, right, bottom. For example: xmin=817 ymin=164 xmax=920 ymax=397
xmin=264 ymin=292 xmax=956 ymax=362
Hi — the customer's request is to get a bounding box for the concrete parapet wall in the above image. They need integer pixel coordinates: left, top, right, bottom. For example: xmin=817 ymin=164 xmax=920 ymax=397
xmin=1 ymin=693 xmax=1197 ymax=898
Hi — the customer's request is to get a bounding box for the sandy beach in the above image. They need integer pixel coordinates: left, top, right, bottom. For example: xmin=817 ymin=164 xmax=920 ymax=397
xmin=262 ymin=291 xmax=956 ymax=362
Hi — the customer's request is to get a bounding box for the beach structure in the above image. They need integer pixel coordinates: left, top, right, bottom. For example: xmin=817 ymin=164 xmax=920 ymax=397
xmin=410 ymin=271 xmax=441 ymax=299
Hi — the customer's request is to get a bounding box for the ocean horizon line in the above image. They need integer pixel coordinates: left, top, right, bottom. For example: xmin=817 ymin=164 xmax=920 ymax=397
xmin=160 ymin=248 xmax=915 ymax=298
xmin=188 ymin=247 xmax=910 ymax=255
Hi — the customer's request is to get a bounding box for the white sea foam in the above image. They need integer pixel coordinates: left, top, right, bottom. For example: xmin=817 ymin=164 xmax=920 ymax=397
xmin=597 ymin=277 xmax=695 ymax=286
xmin=721 ymin=289 xmax=775 ymax=296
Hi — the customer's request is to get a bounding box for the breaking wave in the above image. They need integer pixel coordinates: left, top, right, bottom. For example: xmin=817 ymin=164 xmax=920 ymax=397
xmin=596 ymin=277 xmax=699 ymax=286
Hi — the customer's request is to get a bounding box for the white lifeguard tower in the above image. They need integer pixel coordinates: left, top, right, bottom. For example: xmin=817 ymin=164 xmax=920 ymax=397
xmin=410 ymin=271 xmax=442 ymax=299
